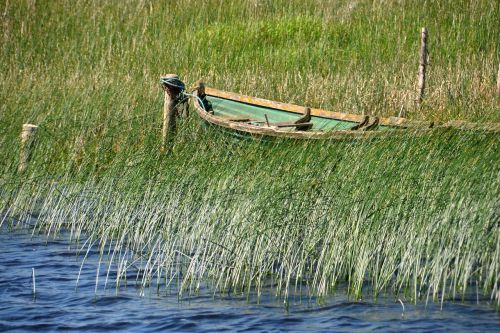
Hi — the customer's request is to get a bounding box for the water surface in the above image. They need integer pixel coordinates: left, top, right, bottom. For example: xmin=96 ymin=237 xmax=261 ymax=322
xmin=0 ymin=227 xmax=498 ymax=332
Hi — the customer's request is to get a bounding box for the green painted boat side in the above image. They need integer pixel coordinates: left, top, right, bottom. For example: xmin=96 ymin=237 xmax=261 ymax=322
xmin=206 ymin=96 xmax=362 ymax=131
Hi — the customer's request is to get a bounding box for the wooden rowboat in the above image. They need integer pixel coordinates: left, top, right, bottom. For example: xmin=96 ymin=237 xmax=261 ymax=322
xmin=192 ymin=83 xmax=433 ymax=140
xmin=161 ymin=77 xmax=498 ymax=141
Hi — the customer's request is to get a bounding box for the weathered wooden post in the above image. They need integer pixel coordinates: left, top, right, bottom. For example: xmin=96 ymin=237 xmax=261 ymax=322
xmin=160 ymin=74 xmax=185 ymax=151
xmin=417 ymin=27 xmax=428 ymax=104
xmin=18 ymin=124 xmax=38 ymax=173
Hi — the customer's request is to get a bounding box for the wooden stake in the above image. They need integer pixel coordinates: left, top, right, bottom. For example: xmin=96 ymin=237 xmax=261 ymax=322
xmin=161 ymin=74 xmax=182 ymax=151
xmin=18 ymin=124 xmax=38 ymax=173
xmin=417 ymin=27 xmax=428 ymax=104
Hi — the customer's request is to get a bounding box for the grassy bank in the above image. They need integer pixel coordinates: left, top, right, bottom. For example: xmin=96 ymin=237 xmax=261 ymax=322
xmin=1 ymin=0 xmax=499 ymax=305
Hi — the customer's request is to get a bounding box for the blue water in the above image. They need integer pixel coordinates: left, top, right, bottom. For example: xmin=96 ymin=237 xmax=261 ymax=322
xmin=1 ymin=227 xmax=499 ymax=332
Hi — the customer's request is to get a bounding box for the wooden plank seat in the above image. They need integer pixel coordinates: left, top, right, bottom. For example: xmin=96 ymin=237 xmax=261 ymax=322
xmin=274 ymin=122 xmax=313 ymax=128
xmin=228 ymin=117 xmax=253 ymax=122
xmin=229 ymin=118 xmax=313 ymax=130
xmin=228 ymin=107 xmax=314 ymax=131
xmin=270 ymin=107 xmax=313 ymax=131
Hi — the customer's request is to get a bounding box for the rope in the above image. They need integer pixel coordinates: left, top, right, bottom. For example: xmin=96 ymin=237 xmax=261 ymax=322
xmin=182 ymin=92 xmax=208 ymax=112
xmin=160 ymin=77 xmax=208 ymax=112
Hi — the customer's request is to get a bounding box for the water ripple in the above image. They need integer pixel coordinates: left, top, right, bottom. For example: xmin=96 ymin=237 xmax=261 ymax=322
xmin=1 ymin=227 xmax=499 ymax=333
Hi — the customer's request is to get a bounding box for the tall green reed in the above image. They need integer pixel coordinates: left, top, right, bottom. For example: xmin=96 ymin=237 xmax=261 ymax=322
xmin=2 ymin=117 xmax=499 ymax=305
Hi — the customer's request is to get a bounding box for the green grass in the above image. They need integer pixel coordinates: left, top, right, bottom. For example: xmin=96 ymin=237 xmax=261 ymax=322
xmin=0 ymin=0 xmax=499 ymax=306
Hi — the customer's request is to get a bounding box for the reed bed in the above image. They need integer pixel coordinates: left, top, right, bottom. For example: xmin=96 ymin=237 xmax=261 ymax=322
xmin=1 ymin=0 xmax=499 ymax=305
xmin=2 ymin=122 xmax=499 ymax=305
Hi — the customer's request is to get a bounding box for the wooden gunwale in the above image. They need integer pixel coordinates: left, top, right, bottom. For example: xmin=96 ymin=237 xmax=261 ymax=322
xmin=440 ymin=120 xmax=500 ymax=132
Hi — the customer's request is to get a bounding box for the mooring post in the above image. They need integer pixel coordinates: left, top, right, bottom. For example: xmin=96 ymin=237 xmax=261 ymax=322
xmin=417 ymin=27 xmax=428 ymax=104
xmin=18 ymin=124 xmax=38 ymax=173
xmin=161 ymin=74 xmax=184 ymax=152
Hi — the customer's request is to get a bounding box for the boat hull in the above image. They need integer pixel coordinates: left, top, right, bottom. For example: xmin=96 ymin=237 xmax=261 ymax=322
xmin=192 ymin=86 xmax=434 ymax=140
